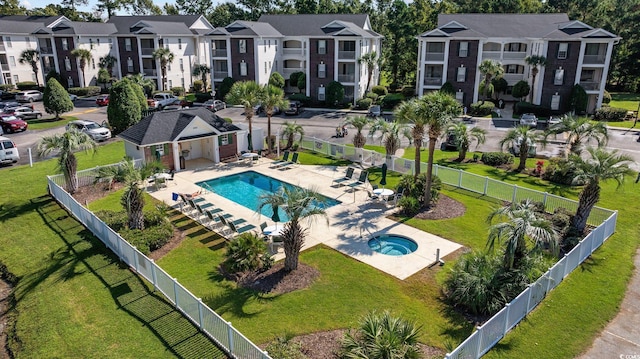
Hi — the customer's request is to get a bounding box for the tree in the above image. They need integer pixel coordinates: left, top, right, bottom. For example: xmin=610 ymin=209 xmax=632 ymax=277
xmin=258 ymin=186 xmax=328 ymax=272
xmin=447 ymin=122 xmax=487 ymax=162
xmin=369 ymin=118 xmax=406 ymax=159
xmin=152 ymin=47 xmax=174 ymax=91
xmin=544 ymin=115 xmax=608 ymax=156
xmin=358 ymin=51 xmax=379 ymax=93
xmin=571 ymin=148 xmax=632 ymax=234
xmin=207 ymin=2 xmax=250 ymax=27
xmin=269 ymin=72 xmax=285 ymax=88
xmin=43 ymin=77 xmax=74 ymax=120
xmin=98 ymin=54 xmax=118 ymax=77
xmin=96 ymin=0 xmax=126 ymax=17
xmin=344 ymin=115 xmax=370 ymax=148
xmin=70 ymin=48 xmax=92 ymax=87
xmin=107 ymin=79 xmax=141 ymax=135
xmin=225 ymin=81 xmax=262 ymax=151
xmin=127 ymin=73 xmax=155 ymax=98
xmin=524 ymin=55 xmax=547 ymax=102
xmin=395 ymin=98 xmax=426 ymax=177
xmin=281 ymin=121 xmax=304 ymax=149
xmin=218 ymin=77 xmax=235 ymax=100
xmin=0 ymin=0 xmax=26 ymax=15
xmin=191 ymin=64 xmax=210 ymax=92
xmin=289 ymin=71 xmax=302 ymax=91
xmin=296 ymin=72 xmax=306 ymax=93
xmin=478 ymin=59 xmax=504 ymax=100
xmin=492 ymin=77 xmax=508 ymax=99
xmin=61 ymin=0 xmax=88 ymax=12
xmin=512 ymin=80 xmax=530 ymax=101
xmin=97 ymin=68 xmax=111 ymax=90
xmin=570 ymin=84 xmax=588 ymax=114
xmin=37 ymin=130 xmax=96 ymax=194
xmin=176 ymin=0 xmax=212 ymax=14
xmin=18 ymin=49 xmax=40 ymax=87
xmin=326 ymin=81 xmax=344 ymax=106
xmin=499 ymin=126 xmax=540 ymax=172
xmin=487 ymin=199 xmax=558 ymax=270
xmin=122 ymin=77 xmax=148 ymax=110
xmin=262 ymin=85 xmax=288 ymax=154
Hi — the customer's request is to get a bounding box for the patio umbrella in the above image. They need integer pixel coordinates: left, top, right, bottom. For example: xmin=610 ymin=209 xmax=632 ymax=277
xmin=271 ymin=204 xmax=281 ymax=227
xmin=380 ymin=163 xmax=387 ymax=188
xmin=247 ymin=132 xmax=253 ymax=151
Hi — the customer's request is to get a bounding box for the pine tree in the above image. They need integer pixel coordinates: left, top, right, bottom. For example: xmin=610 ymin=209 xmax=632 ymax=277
xmin=43 ymin=77 xmax=74 ymax=120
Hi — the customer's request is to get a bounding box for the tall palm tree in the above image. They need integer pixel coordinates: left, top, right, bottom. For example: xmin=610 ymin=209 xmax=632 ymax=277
xmin=37 ymin=130 xmax=97 ymax=194
xmin=571 ymin=148 xmax=632 ymax=234
xmin=18 ymin=49 xmax=40 ymax=87
xmin=543 ymin=115 xmax=608 ymax=156
xmin=395 ymin=98 xmax=426 ymax=176
xmin=524 ymin=55 xmax=547 ymax=102
xmin=281 ymin=121 xmax=304 ymax=149
xmin=152 ymin=47 xmax=174 ymax=91
xmin=225 ymin=81 xmax=262 ymax=151
xmin=447 ymin=122 xmax=487 ymax=162
xmin=191 ymin=64 xmax=210 ymax=92
xmin=487 ymin=199 xmax=558 ymax=270
xmin=262 ymin=85 xmax=288 ymax=154
xmin=99 ymin=54 xmax=118 ymax=77
xmin=258 ymin=186 xmax=328 ymax=272
xmin=128 ymin=73 xmax=156 ymax=97
xmin=357 ymin=51 xmax=379 ymax=93
xmin=70 ymin=48 xmax=93 ymax=87
xmin=478 ymin=59 xmax=504 ymax=100
xmin=499 ymin=126 xmax=540 ymax=172
xmin=369 ymin=118 xmax=406 ymax=159
xmin=344 ymin=115 xmax=370 ymax=148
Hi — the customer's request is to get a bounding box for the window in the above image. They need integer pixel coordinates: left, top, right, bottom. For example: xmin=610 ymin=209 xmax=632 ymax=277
xmin=554 ymin=68 xmax=564 ymax=85
xmin=239 ymin=39 xmax=246 ymax=53
xmin=318 ymin=40 xmax=326 ymax=54
xmin=168 ymin=79 xmax=172 ymax=88
xmin=125 ymin=38 xmax=132 ymax=51
xmin=458 ymin=42 xmax=468 ymax=57
xmin=318 ymin=86 xmax=325 ymax=101
xmin=456 ymin=66 xmax=466 ymax=82
xmin=179 ymin=58 xmax=183 ymax=71
xmin=178 ymin=38 xmax=182 ymax=49
xmin=12 ymin=75 xmax=18 ymax=83
xmin=551 ymin=94 xmax=561 ymax=110
xmin=65 ymin=57 xmax=71 ymax=71
xmin=264 ymin=62 xmax=267 ymax=74
xmin=427 ymin=42 xmax=444 ymax=53
xmin=127 ymin=57 xmax=134 ymax=72
xmin=164 ymin=39 xmax=169 ymax=48
xmin=168 ymin=62 xmax=171 ymax=71
xmin=91 ymin=59 xmax=95 ymax=69
xmin=557 ymin=43 xmax=568 ymax=59
xmin=455 ymin=90 xmax=464 ymax=102
xmin=318 ymin=63 xmax=326 ymax=78
xmin=9 ymin=56 xmax=15 ymax=67
xmin=181 ymin=78 xmax=184 ymax=87
xmin=5 ymin=37 xmax=11 ymax=48
xmin=89 ymin=38 xmax=94 ymax=49
xmin=240 ymin=61 xmax=247 ymax=76
xmin=218 ymin=134 xmax=233 ymax=146
xmin=62 ymin=38 xmax=69 ymax=51
xmin=32 ymin=73 xmax=37 ymax=81
xmin=67 ymin=76 xmax=73 ymax=87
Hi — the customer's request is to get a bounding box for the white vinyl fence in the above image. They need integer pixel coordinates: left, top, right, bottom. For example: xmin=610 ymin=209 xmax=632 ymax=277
xmin=47 ymin=174 xmax=270 ymax=359
xmin=300 ymin=136 xmax=618 ymax=359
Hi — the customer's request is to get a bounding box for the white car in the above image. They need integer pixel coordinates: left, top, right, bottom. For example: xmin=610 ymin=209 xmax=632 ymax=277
xmin=0 ymin=135 xmax=19 ymax=164
xmin=66 ymin=120 xmax=111 ymax=141
xmin=520 ymin=113 xmax=538 ymax=127
xmin=69 ymin=93 xmax=78 ymax=101
xmin=16 ymin=90 xmax=43 ymax=103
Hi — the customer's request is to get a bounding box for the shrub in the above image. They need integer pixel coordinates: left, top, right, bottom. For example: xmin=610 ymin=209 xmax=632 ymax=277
xmin=96 ymin=209 xmax=173 ymax=255
xmin=217 ymin=77 xmax=235 ymax=100
xmin=570 ymin=84 xmax=588 ymax=114
xmin=355 ymin=98 xmax=373 ymax=110
xmin=43 ymin=77 xmax=74 ymax=119
xmin=195 ymin=92 xmax=213 ymax=103
xmin=398 ymin=196 xmax=420 ymax=215
xmin=193 ymin=80 xmax=203 ymax=93
xmin=381 ymin=93 xmax=404 ymax=109
xmin=602 ymin=90 xmax=611 ymax=104
xmin=542 ymin=157 xmax=582 ymax=185
xmin=398 ymin=173 xmax=441 ymax=206
xmin=371 ymin=85 xmax=387 ymax=96
xmin=223 ymin=117 xmax=233 ymax=123
xmin=365 ymin=92 xmax=378 ymax=101
xmin=326 ymin=81 xmax=344 ymax=107
xmin=469 ymin=101 xmax=494 ymax=116
xmin=68 ymin=86 xmax=101 ymax=96
xmin=269 ymin=72 xmax=285 ymax=88
xmin=492 ymin=77 xmax=509 ymax=98
xmin=288 ymin=94 xmax=311 ymax=106
xmin=401 ymin=85 xmax=415 ymax=98
xmin=440 ymin=81 xmax=455 ymax=95
xmin=16 ymin=81 xmax=38 ymax=90
xmin=0 ymin=84 xmax=14 ymax=91
xmin=265 ymin=337 xmax=307 ymax=359
xmin=170 ymin=86 xmax=185 ymax=96
xmin=222 ymin=232 xmax=272 ymax=273
xmin=514 ymin=101 xmax=552 ymax=117
xmin=481 ymin=152 xmax=513 ymax=166
xmin=108 ymin=80 xmax=141 ymax=135
xmin=593 ymin=107 xmax=628 ymax=122
xmin=512 ymin=80 xmax=530 ymax=101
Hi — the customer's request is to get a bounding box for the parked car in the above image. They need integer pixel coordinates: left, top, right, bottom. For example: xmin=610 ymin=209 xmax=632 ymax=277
xmin=0 ymin=90 xmax=16 ymax=100
xmin=96 ymin=95 xmax=109 ymax=106
xmin=285 ymin=101 xmax=302 ymax=115
xmin=204 ymin=99 xmax=226 ymax=112
xmin=511 ymin=136 xmax=537 ymax=157
xmin=16 ymin=90 xmax=43 ymax=103
xmin=11 ymin=106 xmax=42 ymax=120
xmin=367 ymin=105 xmax=381 ymax=117
xmin=0 ymin=135 xmax=19 ymax=164
xmin=148 ymin=93 xmax=178 ymax=109
xmin=0 ymin=115 xmax=28 ymax=133
xmin=520 ymin=113 xmax=538 ymax=127
xmin=66 ymin=120 xmax=112 ymax=141
xmin=163 ymin=99 xmax=189 ymax=111
xmin=69 ymin=93 xmax=78 ymax=101
xmin=0 ymin=102 xmax=21 ymax=113
xmin=440 ymin=130 xmax=458 ymax=151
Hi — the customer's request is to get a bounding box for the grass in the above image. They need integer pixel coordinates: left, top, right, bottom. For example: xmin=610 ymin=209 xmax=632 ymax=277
xmin=26 ymin=115 xmax=78 ymax=130
xmin=609 ymin=92 xmax=640 ymax=111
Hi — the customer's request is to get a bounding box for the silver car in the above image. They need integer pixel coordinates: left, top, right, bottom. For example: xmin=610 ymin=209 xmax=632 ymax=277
xmin=520 ymin=113 xmax=538 ymax=127
xmin=16 ymin=90 xmax=43 ymax=103
xmin=66 ymin=120 xmax=112 ymax=142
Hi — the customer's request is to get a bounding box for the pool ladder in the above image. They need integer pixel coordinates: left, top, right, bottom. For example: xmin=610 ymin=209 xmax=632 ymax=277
xmin=200 ymin=182 xmax=215 ymax=195
xmin=360 ymin=226 xmax=382 ymax=248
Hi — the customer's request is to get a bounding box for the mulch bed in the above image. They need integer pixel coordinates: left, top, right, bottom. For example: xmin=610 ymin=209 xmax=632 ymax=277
xmin=222 ymin=262 xmax=320 ymax=295
xmin=413 ymin=194 xmax=466 ymax=220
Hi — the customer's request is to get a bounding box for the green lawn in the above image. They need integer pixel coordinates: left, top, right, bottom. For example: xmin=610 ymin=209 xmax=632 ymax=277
xmin=610 ymin=92 xmax=640 ymax=111
xmin=26 ymin=115 xmax=78 ymax=130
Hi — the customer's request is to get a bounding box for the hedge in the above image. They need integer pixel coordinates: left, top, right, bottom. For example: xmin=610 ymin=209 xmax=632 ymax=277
xmin=401 ymin=86 xmax=415 ymax=98
xmin=469 ymin=101 xmax=494 ymax=116
xmin=194 ymin=92 xmax=213 ymax=103
xmin=289 ymin=94 xmax=312 ymax=106
xmin=381 ymin=93 xmax=404 ymax=109
xmin=68 ymin=86 xmax=101 ymax=96
xmin=514 ymin=101 xmax=552 ymax=117
xmin=170 ymin=87 xmax=185 ymax=96
xmin=0 ymin=84 xmax=14 ymax=91
xmin=371 ymin=85 xmax=387 ymax=96
xmin=356 ymin=98 xmax=373 ymax=110
xmin=481 ymin=152 xmax=513 ymax=166
xmin=593 ymin=107 xmax=628 ymax=122
xmin=16 ymin=81 xmax=38 ymax=90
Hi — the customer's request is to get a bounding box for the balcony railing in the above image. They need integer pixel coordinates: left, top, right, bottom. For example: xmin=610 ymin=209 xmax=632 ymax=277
xmin=143 ymin=69 xmax=157 ymax=77
xmin=0 ymin=43 xmax=4 ymax=52
xmin=283 ymin=48 xmax=304 ymax=55
xmin=482 ymin=51 xmax=501 ymax=59
xmin=141 ymin=47 xmax=155 ymax=56
xmin=503 ymin=73 xmax=524 ymax=85
xmin=579 ymin=81 xmax=601 ymax=91
xmin=39 ymin=46 xmax=53 ymax=54
xmin=583 ymin=55 xmax=606 ymax=64
xmin=338 ymin=50 xmax=356 ymax=60
xmin=1 ymin=64 xmax=9 ymax=71
xmin=423 ymin=76 xmax=443 ymax=86
xmin=212 ymin=49 xmax=227 ymax=57
xmin=213 ymin=71 xmax=228 ymax=78
xmin=424 ymin=52 xmax=445 ymax=61
xmin=503 ymin=51 xmax=526 ymax=60
xmin=338 ymin=74 xmax=355 ymax=83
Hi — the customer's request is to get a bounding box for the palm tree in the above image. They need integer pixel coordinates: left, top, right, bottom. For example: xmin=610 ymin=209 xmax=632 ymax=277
xmin=128 ymin=73 xmax=156 ymax=97
xmin=478 ymin=59 xmax=504 ymax=100
xmin=524 ymin=55 xmax=547 ymax=102
xmin=341 ymin=310 xmax=422 ymax=359
xmin=447 ymin=122 xmax=487 ymax=162
xmin=37 ymin=130 xmax=97 ymax=194
xmin=281 ymin=121 xmax=304 ymax=149
xmin=357 ymin=51 xmax=379 ymax=93
xmin=262 ymin=85 xmax=288 ymax=154
xmin=571 ymin=148 xmax=632 ymax=234
xmin=395 ymin=98 xmax=426 ymax=176
xmin=152 ymin=47 xmax=174 ymax=91
xmin=191 ymin=64 xmax=210 ymax=92
xmin=225 ymin=81 xmax=262 ymax=151
xmin=499 ymin=126 xmax=540 ymax=172
xmin=344 ymin=115 xmax=370 ymax=148
xmin=369 ymin=118 xmax=406 ymax=159
xmin=70 ymin=48 xmax=93 ymax=87
xmin=487 ymin=199 xmax=558 ymax=270
xmin=258 ymin=186 xmax=328 ymax=272
xmin=544 ymin=115 xmax=608 ymax=156
xmin=99 ymin=54 xmax=118 ymax=77
xmin=18 ymin=49 xmax=40 ymax=87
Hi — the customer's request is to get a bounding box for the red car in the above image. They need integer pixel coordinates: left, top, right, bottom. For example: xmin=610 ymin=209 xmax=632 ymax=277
xmin=0 ymin=115 xmax=28 ymax=133
xmin=96 ymin=95 xmax=109 ymax=106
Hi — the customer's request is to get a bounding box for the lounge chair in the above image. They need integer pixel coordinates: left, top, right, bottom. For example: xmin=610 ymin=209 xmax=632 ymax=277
xmin=270 ymin=151 xmax=290 ymax=168
xmin=332 ymin=167 xmax=355 ymax=187
xmin=228 ymin=221 xmax=256 ymax=238
xmin=346 ymin=171 xmax=368 ymax=190
xmin=278 ymin=152 xmax=299 ymax=170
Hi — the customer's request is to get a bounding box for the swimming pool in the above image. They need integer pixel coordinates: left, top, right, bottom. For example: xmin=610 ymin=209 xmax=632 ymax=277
xmin=196 ymin=171 xmax=340 ymax=222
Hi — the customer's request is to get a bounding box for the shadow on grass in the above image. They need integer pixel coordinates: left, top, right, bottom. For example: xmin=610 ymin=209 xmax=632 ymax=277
xmin=27 ymin=195 xmax=229 ymax=358
xmin=204 ymin=270 xmax=276 ymax=318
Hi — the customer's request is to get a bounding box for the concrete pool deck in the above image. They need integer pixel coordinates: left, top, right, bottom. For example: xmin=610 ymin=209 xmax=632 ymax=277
xmin=148 ymin=158 xmax=462 ymax=280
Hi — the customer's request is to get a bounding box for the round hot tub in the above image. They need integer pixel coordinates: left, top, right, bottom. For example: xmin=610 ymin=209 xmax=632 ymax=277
xmin=368 ymin=235 xmax=418 ymax=256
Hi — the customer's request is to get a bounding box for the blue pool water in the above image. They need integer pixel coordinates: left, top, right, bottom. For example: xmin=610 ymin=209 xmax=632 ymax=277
xmin=368 ymin=235 xmax=418 ymax=256
xmin=196 ymin=171 xmax=340 ymax=222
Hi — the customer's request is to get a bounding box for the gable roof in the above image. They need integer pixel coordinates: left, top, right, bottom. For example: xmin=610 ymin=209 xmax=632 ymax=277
xmin=0 ymin=15 xmax=65 ymax=26
xmin=107 ymin=15 xmax=207 ymax=35
xmin=48 ymin=21 xmax=117 ymax=36
xmin=257 ymin=14 xmax=381 ymax=37
xmin=129 ymin=20 xmax=192 ymax=35
xmin=0 ymin=19 xmax=47 ymax=35
xmin=218 ymin=20 xmax=282 ymax=37
xmin=118 ymin=108 xmax=240 ymax=146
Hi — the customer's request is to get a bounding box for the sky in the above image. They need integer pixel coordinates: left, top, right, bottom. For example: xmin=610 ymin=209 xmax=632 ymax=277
xmin=19 ymin=0 xmax=181 ymax=16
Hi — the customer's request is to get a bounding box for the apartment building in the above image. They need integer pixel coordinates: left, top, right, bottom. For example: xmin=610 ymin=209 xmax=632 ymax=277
xmin=416 ymin=14 xmax=619 ymax=113
xmin=207 ymin=14 xmax=382 ymax=103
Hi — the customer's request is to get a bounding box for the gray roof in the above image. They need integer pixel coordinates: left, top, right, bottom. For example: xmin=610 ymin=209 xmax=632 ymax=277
xmin=129 ymin=20 xmax=192 ymax=35
xmin=107 ymin=15 xmax=203 ymax=35
xmin=258 ymin=14 xmax=380 ymax=37
xmin=431 ymin=13 xmax=572 ymax=38
xmin=0 ymin=15 xmax=64 ymax=26
xmin=118 ymin=108 xmax=240 ymax=146
xmin=43 ymin=21 xmax=117 ymax=36
xmin=221 ymin=20 xmax=281 ymax=37
xmin=0 ymin=19 xmax=46 ymax=34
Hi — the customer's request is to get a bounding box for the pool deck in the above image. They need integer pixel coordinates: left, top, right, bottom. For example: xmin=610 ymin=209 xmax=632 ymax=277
xmin=148 ymin=158 xmax=462 ymax=280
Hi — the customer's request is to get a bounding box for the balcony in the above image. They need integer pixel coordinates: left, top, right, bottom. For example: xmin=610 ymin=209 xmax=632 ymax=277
xmin=423 ymin=76 xmax=443 ymax=86
xmin=1 ymin=64 xmax=9 ymax=71
xmin=583 ymin=55 xmax=606 ymax=65
xmin=283 ymin=48 xmax=304 ymax=56
xmin=338 ymin=50 xmax=356 ymax=60
xmin=283 ymin=67 xmax=302 ymax=76
xmin=39 ymin=46 xmax=53 ymax=54
xmin=503 ymin=51 xmax=526 ymax=60
xmin=338 ymin=74 xmax=355 ymax=83
xmin=424 ymin=53 xmax=445 ymax=62
xmin=503 ymin=73 xmax=524 ymax=85
xmin=0 ymin=43 xmax=5 ymax=52
xmin=143 ymin=69 xmax=157 ymax=77
xmin=141 ymin=47 xmax=155 ymax=56
xmin=482 ymin=51 xmax=501 ymax=60
xmin=212 ymin=49 xmax=227 ymax=57
xmin=213 ymin=70 xmax=228 ymax=78
xmin=579 ymin=81 xmax=601 ymax=91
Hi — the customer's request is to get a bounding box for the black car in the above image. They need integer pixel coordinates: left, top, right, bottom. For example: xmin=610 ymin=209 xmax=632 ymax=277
xmin=285 ymin=101 xmax=302 ymax=115
xmin=440 ymin=131 xmax=458 ymax=151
